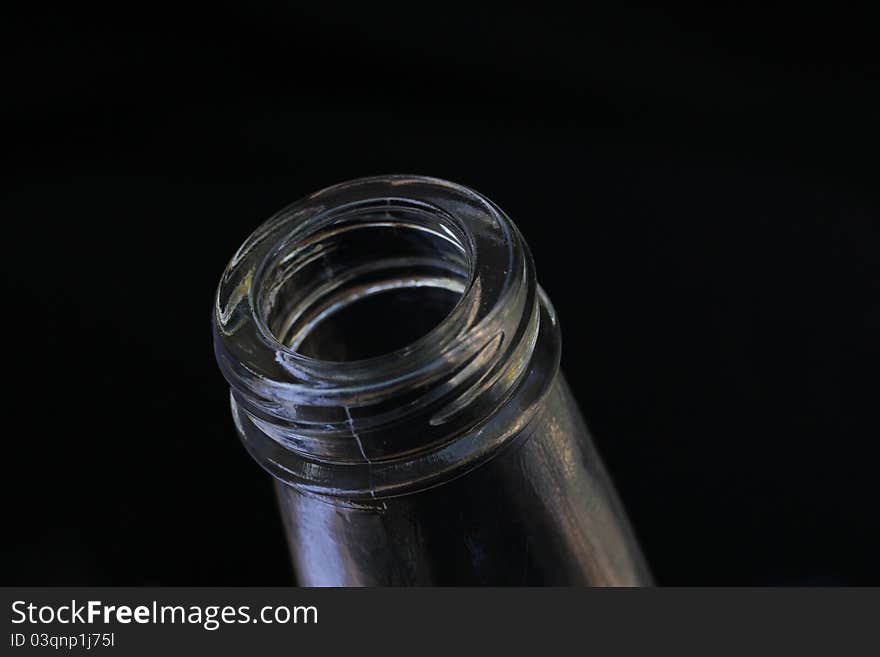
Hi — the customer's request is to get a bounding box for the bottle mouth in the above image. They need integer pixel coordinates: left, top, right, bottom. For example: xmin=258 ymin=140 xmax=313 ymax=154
xmin=213 ymin=175 xmax=560 ymax=497
xmin=255 ymin=197 xmax=473 ymax=363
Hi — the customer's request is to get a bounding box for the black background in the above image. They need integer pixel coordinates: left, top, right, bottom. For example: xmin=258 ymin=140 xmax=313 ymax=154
xmin=3 ymin=4 xmax=878 ymax=585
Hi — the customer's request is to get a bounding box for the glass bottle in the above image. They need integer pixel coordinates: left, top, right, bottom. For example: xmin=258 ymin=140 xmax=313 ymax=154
xmin=213 ymin=175 xmax=651 ymax=585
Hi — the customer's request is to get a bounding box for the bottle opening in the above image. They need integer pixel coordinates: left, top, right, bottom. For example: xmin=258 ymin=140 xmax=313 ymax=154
xmin=214 ymin=176 xmax=557 ymax=495
xmin=296 ymin=286 xmax=464 ymax=362
xmin=256 ymin=203 xmax=471 ymax=362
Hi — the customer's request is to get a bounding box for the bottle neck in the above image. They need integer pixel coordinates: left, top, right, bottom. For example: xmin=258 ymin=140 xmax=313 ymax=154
xmin=213 ymin=176 xmax=560 ymax=497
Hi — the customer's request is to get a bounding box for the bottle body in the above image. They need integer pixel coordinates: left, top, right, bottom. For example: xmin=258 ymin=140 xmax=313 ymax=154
xmin=214 ymin=175 xmax=650 ymax=586
xmin=273 ymin=376 xmax=649 ymax=585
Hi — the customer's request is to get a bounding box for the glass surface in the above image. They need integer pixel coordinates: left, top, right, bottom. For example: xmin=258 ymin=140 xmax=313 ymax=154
xmin=213 ymin=175 xmax=651 ymax=585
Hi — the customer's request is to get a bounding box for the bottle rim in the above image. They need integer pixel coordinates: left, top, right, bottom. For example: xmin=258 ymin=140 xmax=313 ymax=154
xmin=213 ymin=175 xmax=560 ymax=496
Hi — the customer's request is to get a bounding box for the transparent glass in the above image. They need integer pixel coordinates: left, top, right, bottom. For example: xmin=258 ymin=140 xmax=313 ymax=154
xmin=213 ymin=175 xmax=651 ymax=585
